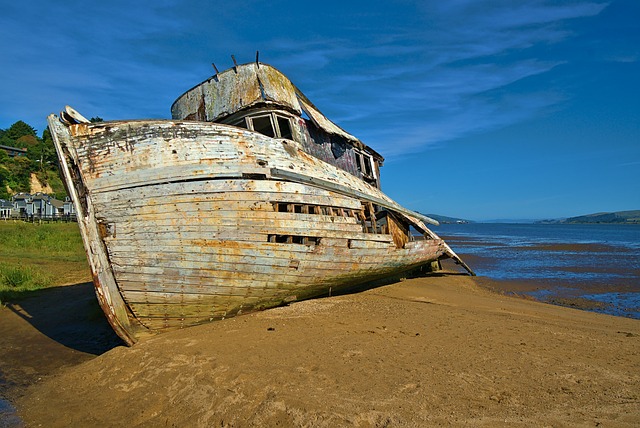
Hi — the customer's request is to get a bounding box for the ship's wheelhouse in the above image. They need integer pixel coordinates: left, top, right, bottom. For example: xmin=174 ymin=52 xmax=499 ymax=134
xmin=171 ymin=62 xmax=384 ymax=188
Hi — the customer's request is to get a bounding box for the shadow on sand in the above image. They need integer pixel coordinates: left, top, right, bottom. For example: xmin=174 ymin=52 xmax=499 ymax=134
xmin=1 ymin=283 xmax=123 ymax=414
xmin=5 ymin=282 xmax=123 ymax=355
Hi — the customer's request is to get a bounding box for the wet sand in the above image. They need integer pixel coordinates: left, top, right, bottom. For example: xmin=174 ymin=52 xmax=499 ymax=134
xmin=1 ymin=274 xmax=639 ymax=427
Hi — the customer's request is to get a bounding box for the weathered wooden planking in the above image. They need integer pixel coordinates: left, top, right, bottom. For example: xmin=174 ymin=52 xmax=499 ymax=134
xmin=105 ymin=226 xmax=394 ymax=243
xmin=97 ymin=203 xmax=364 ymax=222
xmin=100 ymin=208 xmax=361 ymax=227
xmin=123 ymin=291 xmax=265 ymax=305
xmin=111 ymin=244 xmax=437 ymax=281
xmin=69 ymin=126 xmax=265 ymax=191
xmin=106 ymin=222 xmax=363 ymax=240
xmin=117 ymin=260 xmax=428 ymax=310
xmin=276 ymin=171 xmax=436 ymax=227
xmin=109 ymin=251 xmax=381 ymax=271
xmin=96 ymin=198 xmax=371 ymax=223
xmin=106 ymin=240 xmax=436 ymax=261
xmin=90 ymin=179 xmax=360 ymax=208
xmin=116 ymin=255 xmax=430 ymax=302
xmin=95 ymin=194 xmax=362 ymax=214
xmin=112 ymin=260 xmax=402 ymax=284
xmin=116 ymin=265 xmax=415 ymax=308
xmin=97 ymin=199 xmax=275 ymax=215
xmin=103 ymin=221 xmax=364 ymax=241
xmin=111 ymin=249 xmax=437 ymax=286
xmin=109 ymin=219 xmax=363 ymax=238
xmin=117 ymin=279 xmax=272 ymax=295
xmin=69 ymin=122 xmax=393 ymax=204
xmin=347 ymin=239 xmax=399 ymax=249
xmin=111 ymin=258 xmax=393 ymax=280
xmin=128 ymin=303 xmax=231 ymax=320
xmin=110 ymin=258 xmax=422 ymax=285
xmin=122 ymin=293 xmax=278 ymax=312
xmin=107 ymin=244 xmax=407 ymax=266
xmin=72 ymin=119 xmax=437 ymax=227
xmin=107 ymin=223 xmax=367 ymax=240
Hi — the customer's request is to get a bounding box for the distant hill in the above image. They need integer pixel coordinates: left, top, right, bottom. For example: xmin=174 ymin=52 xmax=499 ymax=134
xmin=564 ymin=210 xmax=640 ymax=224
xmin=423 ymin=214 xmax=474 ymax=224
xmin=537 ymin=210 xmax=640 ymax=225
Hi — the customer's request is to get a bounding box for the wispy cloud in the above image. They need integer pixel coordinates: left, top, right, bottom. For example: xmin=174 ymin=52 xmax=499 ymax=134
xmin=0 ymin=0 xmax=611 ymax=146
xmin=0 ymin=1 xmax=194 ymax=129
xmin=618 ymin=161 xmax=640 ymax=167
xmin=249 ymin=1 xmax=610 ymax=159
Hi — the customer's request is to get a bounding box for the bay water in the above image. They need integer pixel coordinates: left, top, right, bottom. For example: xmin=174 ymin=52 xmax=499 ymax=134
xmin=433 ymin=223 xmax=640 ymax=319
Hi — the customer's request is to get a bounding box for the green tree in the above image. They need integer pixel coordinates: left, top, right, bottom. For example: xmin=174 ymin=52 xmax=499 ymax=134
xmin=5 ymin=156 xmax=35 ymax=193
xmin=27 ymin=143 xmax=45 ymax=164
xmin=0 ymin=133 xmax=14 ymax=148
xmin=16 ymin=134 xmax=39 ymax=150
xmin=0 ymin=164 xmax=10 ymax=199
xmin=41 ymin=127 xmax=58 ymax=166
xmin=5 ymin=121 xmax=37 ymax=141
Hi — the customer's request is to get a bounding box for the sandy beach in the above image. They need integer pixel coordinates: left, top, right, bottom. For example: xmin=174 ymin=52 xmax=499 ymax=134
xmin=1 ymin=272 xmax=638 ymax=427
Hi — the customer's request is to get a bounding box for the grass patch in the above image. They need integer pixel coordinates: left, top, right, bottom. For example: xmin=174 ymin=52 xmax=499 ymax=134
xmin=0 ymin=221 xmax=91 ymax=304
xmin=0 ymin=263 xmax=53 ymax=302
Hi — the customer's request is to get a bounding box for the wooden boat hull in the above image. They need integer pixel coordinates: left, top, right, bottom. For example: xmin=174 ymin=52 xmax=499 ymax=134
xmin=48 ymin=117 xmax=459 ymax=344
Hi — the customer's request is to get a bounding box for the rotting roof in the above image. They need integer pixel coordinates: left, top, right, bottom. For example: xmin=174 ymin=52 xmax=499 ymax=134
xmin=171 ymin=62 xmax=383 ymax=162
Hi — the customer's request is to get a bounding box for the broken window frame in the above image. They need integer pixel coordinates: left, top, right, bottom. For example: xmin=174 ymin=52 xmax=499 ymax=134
xmin=249 ymin=114 xmax=276 ymax=137
xmin=227 ymin=110 xmax=295 ymax=140
xmin=354 ymin=148 xmax=377 ymax=182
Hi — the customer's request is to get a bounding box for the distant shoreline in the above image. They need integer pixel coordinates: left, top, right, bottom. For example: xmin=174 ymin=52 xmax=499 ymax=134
xmin=429 ymin=209 xmax=640 ymax=225
xmin=436 ymin=220 xmax=640 ymax=225
xmin=536 ymin=220 xmax=640 ymax=225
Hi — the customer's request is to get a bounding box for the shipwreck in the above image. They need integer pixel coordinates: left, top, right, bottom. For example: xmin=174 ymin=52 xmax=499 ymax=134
xmin=48 ymin=59 xmax=474 ymax=345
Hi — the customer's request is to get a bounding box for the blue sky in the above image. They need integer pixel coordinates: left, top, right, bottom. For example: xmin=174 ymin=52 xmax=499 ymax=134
xmin=1 ymin=0 xmax=638 ymax=220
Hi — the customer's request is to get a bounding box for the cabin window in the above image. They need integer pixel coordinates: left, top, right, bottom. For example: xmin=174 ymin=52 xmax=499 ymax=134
xmin=276 ymin=116 xmax=293 ymax=139
xmin=250 ymin=115 xmax=276 ymax=137
xmin=354 ymin=149 xmax=375 ymax=181
xmin=363 ymin=156 xmax=372 ymax=176
xmin=355 ymin=152 xmax=363 ymax=172
xmin=240 ymin=113 xmax=294 ymax=139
